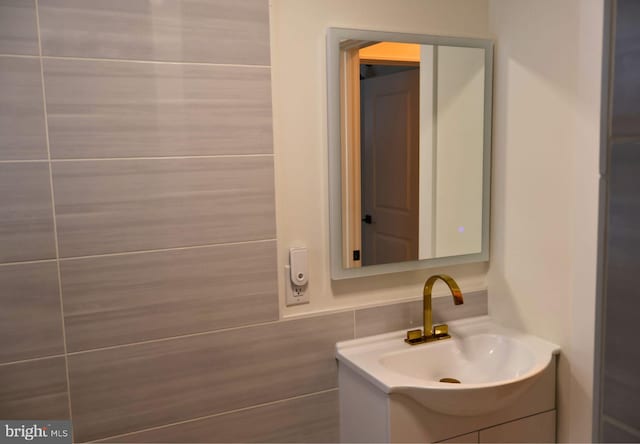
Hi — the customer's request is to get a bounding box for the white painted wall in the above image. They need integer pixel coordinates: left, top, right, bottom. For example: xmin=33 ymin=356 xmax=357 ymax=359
xmin=270 ymin=0 xmax=491 ymax=316
xmin=487 ymin=0 xmax=603 ymax=441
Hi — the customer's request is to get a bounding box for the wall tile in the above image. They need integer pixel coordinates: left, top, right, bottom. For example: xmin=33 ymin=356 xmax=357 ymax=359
xmin=603 ymin=142 xmax=640 ymax=429
xmin=602 ymin=417 xmax=640 ymax=442
xmin=52 ymin=157 xmax=275 ymax=257
xmin=432 ymin=289 xmax=488 ymax=323
xmin=67 ymin=313 xmax=353 ymax=442
xmin=612 ymin=0 xmax=640 ymax=137
xmin=0 ymin=57 xmax=47 ymax=160
xmin=0 ymin=262 xmax=64 ymax=364
xmin=43 ymin=59 xmax=272 ymax=159
xmin=0 ymin=357 xmax=69 ymax=420
xmin=61 ymin=241 xmax=278 ymax=352
xmin=0 ymin=163 xmax=56 ymax=262
xmin=101 ymin=391 xmax=339 ymax=443
xmin=603 ymin=374 xmax=640 ymax=434
xmin=355 ymin=290 xmax=488 ymax=338
xmin=355 ymin=300 xmax=422 ymax=338
xmin=0 ymin=0 xmax=38 ymax=55
xmin=39 ymin=0 xmax=270 ymax=65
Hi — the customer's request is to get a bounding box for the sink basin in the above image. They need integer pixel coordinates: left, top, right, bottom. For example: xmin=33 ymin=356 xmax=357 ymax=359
xmin=336 ymin=316 xmax=560 ymax=416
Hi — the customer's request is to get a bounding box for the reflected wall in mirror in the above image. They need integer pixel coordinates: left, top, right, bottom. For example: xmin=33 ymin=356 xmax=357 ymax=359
xmin=327 ymin=29 xmax=492 ymax=279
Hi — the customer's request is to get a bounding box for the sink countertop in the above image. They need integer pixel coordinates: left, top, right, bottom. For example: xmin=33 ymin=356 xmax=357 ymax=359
xmin=336 ymin=315 xmax=560 ymax=415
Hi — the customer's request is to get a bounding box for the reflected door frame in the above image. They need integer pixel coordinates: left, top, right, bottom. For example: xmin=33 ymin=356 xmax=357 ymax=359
xmin=340 ymin=42 xmax=425 ymax=268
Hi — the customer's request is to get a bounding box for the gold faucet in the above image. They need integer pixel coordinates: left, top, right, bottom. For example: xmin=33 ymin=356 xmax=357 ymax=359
xmin=405 ymin=274 xmax=464 ymax=345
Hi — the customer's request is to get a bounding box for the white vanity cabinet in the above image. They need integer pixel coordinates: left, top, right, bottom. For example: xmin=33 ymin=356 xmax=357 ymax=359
xmin=433 ymin=410 xmax=556 ymax=443
xmin=336 ymin=317 xmax=560 ymax=443
xmin=438 ymin=431 xmax=479 ymax=443
xmin=478 ymin=410 xmax=556 ymax=443
xmin=338 ymin=355 xmax=558 ymax=443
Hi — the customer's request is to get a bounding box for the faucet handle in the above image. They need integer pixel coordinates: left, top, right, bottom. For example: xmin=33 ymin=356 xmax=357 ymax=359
xmin=433 ymin=324 xmax=450 ymax=338
xmin=404 ymin=329 xmax=424 ymax=344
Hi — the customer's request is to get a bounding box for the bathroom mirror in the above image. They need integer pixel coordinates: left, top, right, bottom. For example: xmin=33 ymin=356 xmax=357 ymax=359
xmin=327 ymin=28 xmax=493 ymax=279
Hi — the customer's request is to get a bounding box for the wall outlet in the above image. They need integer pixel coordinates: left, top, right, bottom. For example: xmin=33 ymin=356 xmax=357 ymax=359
xmin=285 ymin=265 xmax=309 ymax=306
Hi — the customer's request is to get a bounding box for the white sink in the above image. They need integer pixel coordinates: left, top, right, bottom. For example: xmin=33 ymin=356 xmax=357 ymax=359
xmin=336 ymin=316 xmax=560 ymax=416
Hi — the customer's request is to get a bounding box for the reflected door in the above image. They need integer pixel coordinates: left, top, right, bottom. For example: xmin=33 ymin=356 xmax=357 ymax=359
xmin=361 ymin=68 xmax=420 ymax=265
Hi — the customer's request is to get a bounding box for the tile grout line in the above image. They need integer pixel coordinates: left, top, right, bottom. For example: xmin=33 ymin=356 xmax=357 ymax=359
xmin=50 ymin=154 xmax=275 ymax=162
xmin=0 ymin=154 xmax=275 ymax=164
xmin=34 ymin=0 xmax=74 ymax=432
xmin=58 ymin=238 xmax=278 ymax=262
xmin=0 ymin=159 xmax=49 ymax=164
xmin=0 ymin=53 xmax=39 ymax=59
xmin=65 ymin=308 xmax=352 ymax=356
xmin=66 ymin=317 xmax=286 ymax=356
xmin=610 ymin=136 xmax=640 ymax=143
xmin=602 ymin=414 xmax=640 ymax=438
xmin=0 ymin=258 xmax=57 ymax=267
xmin=0 ymin=353 xmax=67 ymax=368
xmin=0 ymin=238 xmax=278 ymax=267
xmin=41 ymin=55 xmax=272 ymax=69
xmin=0 ymin=53 xmax=270 ymax=69
xmin=90 ymin=388 xmax=339 ymax=443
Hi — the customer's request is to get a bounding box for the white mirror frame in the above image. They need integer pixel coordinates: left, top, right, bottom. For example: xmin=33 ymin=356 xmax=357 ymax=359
xmin=327 ymin=28 xmax=494 ymax=280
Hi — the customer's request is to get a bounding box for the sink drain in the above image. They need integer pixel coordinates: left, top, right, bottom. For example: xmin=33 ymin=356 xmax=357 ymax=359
xmin=439 ymin=377 xmax=461 ymax=383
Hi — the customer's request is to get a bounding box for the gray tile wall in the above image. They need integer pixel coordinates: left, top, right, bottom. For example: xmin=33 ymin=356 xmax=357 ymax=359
xmin=0 ymin=262 xmax=64 ymax=363
xmin=38 ymin=0 xmax=271 ymax=65
xmin=599 ymin=1 xmax=640 ymax=441
xmin=52 ymin=158 xmax=276 ymax=256
xmin=101 ymin=391 xmax=340 ymax=443
xmin=0 ymin=1 xmax=488 ymax=442
xmin=0 ymin=57 xmax=47 ymax=160
xmin=354 ymin=290 xmax=487 ymax=338
xmin=0 ymin=0 xmax=38 ymax=55
xmin=603 ymin=142 xmax=640 ymax=435
xmin=60 ymin=241 xmax=279 ymax=352
xmin=0 ymin=163 xmax=56 ymax=262
xmin=602 ymin=416 xmax=640 ymax=442
xmin=43 ymin=60 xmax=273 ymax=159
xmin=0 ymin=357 xmax=70 ymax=420
xmin=68 ymin=314 xmax=353 ymax=442
xmin=612 ymin=0 xmax=640 ymax=138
